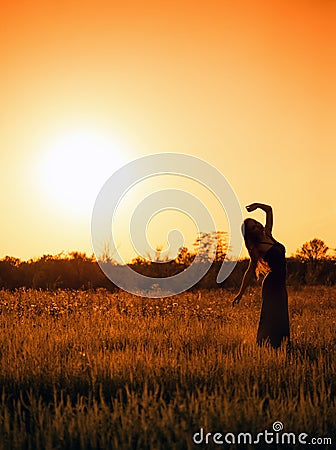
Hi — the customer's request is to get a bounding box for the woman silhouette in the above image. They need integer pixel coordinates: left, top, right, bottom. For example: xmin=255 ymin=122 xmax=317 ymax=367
xmin=233 ymin=203 xmax=290 ymax=349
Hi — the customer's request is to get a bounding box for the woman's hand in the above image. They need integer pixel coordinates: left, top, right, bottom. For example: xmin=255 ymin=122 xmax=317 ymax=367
xmin=246 ymin=203 xmax=271 ymax=213
xmin=246 ymin=203 xmax=260 ymax=212
xmin=232 ymin=293 xmax=242 ymax=307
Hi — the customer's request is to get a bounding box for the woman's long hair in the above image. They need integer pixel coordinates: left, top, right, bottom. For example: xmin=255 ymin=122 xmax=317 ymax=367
xmin=242 ymin=218 xmax=270 ymax=280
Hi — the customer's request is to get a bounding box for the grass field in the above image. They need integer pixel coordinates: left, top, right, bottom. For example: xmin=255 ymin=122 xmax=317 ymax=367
xmin=0 ymin=286 xmax=335 ymax=449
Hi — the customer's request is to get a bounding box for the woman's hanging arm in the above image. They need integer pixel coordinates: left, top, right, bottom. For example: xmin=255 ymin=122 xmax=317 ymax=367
xmin=232 ymin=256 xmax=257 ymax=306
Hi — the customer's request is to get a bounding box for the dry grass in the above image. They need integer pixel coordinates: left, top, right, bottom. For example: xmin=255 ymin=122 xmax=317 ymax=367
xmin=0 ymin=286 xmax=335 ymax=449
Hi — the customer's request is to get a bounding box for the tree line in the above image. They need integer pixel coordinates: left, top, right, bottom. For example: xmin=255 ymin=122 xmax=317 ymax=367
xmin=0 ymin=236 xmax=335 ymax=291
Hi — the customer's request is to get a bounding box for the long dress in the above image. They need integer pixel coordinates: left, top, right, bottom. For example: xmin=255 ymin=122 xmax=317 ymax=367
xmin=256 ymin=236 xmax=290 ymax=349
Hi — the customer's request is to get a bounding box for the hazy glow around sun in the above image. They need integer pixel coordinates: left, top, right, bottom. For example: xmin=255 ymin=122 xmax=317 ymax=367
xmin=39 ymin=129 xmax=129 ymax=216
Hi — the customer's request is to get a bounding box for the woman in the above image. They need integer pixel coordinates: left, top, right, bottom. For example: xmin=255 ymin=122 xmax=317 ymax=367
xmin=233 ymin=203 xmax=290 ymax=349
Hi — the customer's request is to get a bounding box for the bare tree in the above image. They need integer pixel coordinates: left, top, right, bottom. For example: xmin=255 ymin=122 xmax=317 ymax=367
xmin=193 ymin=231 xmax=229 ymax=262
xmin=295 ymin=238 xmax=329 ymax=262
xmin=176 ymin=246 xmax=195 ymax=266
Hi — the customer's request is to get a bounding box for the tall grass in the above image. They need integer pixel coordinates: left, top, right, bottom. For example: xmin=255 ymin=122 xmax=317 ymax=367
xmin=0 ymin=286 xmax=335 ymax=449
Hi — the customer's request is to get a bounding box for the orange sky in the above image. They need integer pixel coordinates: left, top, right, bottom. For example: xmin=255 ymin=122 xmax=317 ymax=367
xmin=1 ymin=0 xmax=335 ymax=261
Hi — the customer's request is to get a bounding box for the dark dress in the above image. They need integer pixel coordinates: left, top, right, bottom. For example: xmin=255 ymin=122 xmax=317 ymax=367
xmin=256 ymin=236 xmax=290 ymax=349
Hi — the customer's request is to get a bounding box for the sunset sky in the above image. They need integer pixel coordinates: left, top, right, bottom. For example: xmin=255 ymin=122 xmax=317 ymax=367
xmin=1 ymin=0 xmax=335 ymax=262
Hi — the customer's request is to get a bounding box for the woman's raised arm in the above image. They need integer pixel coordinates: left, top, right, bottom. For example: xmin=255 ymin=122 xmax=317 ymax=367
xmin=246 ymin=203 xmax=273 ymax=235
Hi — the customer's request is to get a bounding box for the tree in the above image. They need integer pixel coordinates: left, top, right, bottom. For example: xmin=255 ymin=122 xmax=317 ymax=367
xmin=295 ymin=239 xmax=331 ymax=285
xmin=295 ymin=238 xmax=329 ymax=262
xmin=193 ymin=231 xmax=229 ymax=263
xmin=176 ymin=246 xmax=195 ymax=266
xmin=214 ymin=231 xmax=229 ymax=261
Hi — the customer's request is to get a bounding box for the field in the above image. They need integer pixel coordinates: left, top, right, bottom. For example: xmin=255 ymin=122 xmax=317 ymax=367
xmin=0 ymin=286 xmax=335 ymax=449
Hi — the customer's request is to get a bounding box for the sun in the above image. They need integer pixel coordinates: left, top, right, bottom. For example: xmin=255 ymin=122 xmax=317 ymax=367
xmin=39 ymin=129 xmax=128 ymax=215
